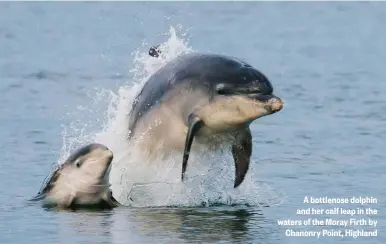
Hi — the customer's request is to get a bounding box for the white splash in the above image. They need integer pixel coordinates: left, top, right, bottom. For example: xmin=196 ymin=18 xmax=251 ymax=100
xmin=58 ymin=26 xmax=285 ymax=208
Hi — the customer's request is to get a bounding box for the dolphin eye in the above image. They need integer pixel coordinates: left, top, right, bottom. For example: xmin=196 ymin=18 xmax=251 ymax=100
xmin=215 ymin=84 xmax=233 ymax=95
xmin=75 ymin=159 xmax=83 ymax=168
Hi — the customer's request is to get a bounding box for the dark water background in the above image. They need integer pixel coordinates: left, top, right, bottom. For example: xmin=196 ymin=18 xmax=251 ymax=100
xmin=0 ymin=2 xmax=385 ymax=244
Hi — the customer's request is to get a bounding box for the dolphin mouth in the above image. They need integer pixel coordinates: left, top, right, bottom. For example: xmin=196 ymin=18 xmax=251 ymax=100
xmin=219 ymin=89 xmax=284 ymax=113
xmin=247 ymin=93 xmax=275 ymax=102
xmin=100 ymin=151 xmax=114 ymax=179
xmin=101 ymin=165 xmax=112 ymax=181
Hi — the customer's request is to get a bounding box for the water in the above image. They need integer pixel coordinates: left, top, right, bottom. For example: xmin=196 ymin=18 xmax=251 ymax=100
xmin=0 ymin=2 xmax=385 ymax=243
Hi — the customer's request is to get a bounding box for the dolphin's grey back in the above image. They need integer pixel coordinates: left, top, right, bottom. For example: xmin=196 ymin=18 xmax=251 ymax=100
xmin=128 ymin=53 xmax=263 ymax=135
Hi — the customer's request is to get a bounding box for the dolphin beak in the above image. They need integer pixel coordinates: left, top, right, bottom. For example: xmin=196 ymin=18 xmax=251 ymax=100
xmin=267 ymin=95 xmax=284 ymax=113
xmin=248 ymin=93 xmax=284 ymax=113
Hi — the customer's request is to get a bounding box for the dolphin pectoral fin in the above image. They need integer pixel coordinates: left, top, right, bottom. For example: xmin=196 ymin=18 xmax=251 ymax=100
xmin=108 ymin=190 xmax=121 ymax=207
xmin=182 ymin=114 xmax=204 ymax=181
xmin=29 ymin=193 xmax=46 ymax=202
xmin=232 ymin=128 xmax=252 ymax=188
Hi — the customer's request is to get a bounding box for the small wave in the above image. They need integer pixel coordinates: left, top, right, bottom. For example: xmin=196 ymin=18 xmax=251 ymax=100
xmin=24 ymin=70 xmax=67 ymax=80
xmin=24 ymin=70 xmax=127 ymax=82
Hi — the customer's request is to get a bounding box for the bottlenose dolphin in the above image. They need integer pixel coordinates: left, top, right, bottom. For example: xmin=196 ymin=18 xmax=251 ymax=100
xmin=128 ymin=48 xmax=284 ymax=188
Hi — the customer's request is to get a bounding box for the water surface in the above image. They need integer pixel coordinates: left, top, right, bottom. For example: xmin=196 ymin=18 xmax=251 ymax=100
xmin=0 ymin=2 xmax=385 ymax=244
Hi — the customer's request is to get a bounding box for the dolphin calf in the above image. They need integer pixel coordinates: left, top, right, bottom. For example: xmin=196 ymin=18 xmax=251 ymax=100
xmin=31 ymin=143 xmax=119 ymax=210
xmin=128 ymin=47 xmax=284 ymax=188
